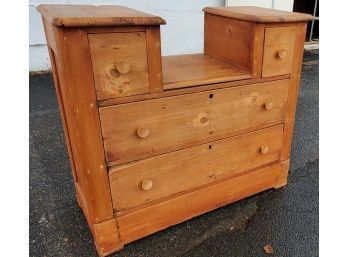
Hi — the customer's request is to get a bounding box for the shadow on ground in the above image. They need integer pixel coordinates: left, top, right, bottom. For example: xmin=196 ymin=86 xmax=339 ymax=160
xmin=30 ymin=50 xmax=319 ymax=257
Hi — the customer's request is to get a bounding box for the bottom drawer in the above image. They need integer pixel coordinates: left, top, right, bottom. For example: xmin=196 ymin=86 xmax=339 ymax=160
xmin=117 ymin=160 xmax=289 ymax=243
xmin=109 ymin=125 xmax=284 ymax=211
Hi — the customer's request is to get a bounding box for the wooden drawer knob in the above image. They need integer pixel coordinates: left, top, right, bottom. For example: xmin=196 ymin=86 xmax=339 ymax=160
xmin=141 ymin=180 xmax=153 ymax=191
xmin=260 ymin=145 xmax=269 ymax=154
xmin=277 ymin=49 xmax=287 ymax=59
xmin=264 ymin=101 xmax=273 ymax=110
xmin=116 ymin=60 xmax=131 ymax=74
xmin=137 ymin=126 xmax=150 ymax=138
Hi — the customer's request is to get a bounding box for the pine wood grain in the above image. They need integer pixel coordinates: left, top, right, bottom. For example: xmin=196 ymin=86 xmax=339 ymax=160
xmin=117 ymin=161 xmax=288 ymax=243
xmin=162 ymin=54 xmax=251 ymax=90
xmin=86 ymin=26 xmax=145 ymax=34
xmin=38 ymin=5 xmax=311 ymax=255
xmin=203 ymin=6 xmax=313 ymax=23
xmin=89 ymin=32 xmax=150 ymax=99
xmin=53 ymin=28 xmax=114 ymax=223
xmin=37 ymin=5 xmax=166 ymax=27
xmin=99 ymin=79 xmax=289 ymax=165
xmin=43 ymin=18 xmax=80 ymax=207
xmin=40 ymin=21 xmax=120 ymax=255
xmin=281 ymin=22 xmax=308 ymax=160
xmin=274 ymin=159 xmax=290 ymax=188
xmin=262 ymin=26 xmax=297 ymax=77
xmin=146 ymin=26 xmax=163 ymax=93
xmin=98 ymin=74 xmax=291 ymax=106
xmin=250 ymin=23 xmax=265 ymax=78
xmin=204 ymin=14 xmax=253 ymax=71
xmin=93 ymin=219 xmax=124 ymax=256
xmin=109 ymin=125 xmax=283 ymax=211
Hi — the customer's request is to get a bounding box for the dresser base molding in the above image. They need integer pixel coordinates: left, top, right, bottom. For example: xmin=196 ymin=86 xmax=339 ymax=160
xmin=93 ymin=219 xmax=124 ymax=257
xmin=274 ymin=159 xmax=290 ymax=188
xmin=91 ymin=160 xmax=289 ymax=255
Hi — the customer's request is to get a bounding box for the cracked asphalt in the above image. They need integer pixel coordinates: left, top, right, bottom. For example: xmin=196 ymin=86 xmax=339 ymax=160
xmin=30 ymin=50 xmax=318 ymax=257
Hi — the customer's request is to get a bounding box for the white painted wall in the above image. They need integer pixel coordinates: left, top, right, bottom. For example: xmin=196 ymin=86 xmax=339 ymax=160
xmin=29 ymin=0 xmax=224 ymax=71
xmin=226 ymin=0 xmax=294 ymax=11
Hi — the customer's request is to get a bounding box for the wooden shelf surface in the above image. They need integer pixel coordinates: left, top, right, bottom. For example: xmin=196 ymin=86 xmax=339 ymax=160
xmin=37 ymin=5 xmax=166 ymax=27
xmin=203 ymin=6 xmax=313 ymax=23
xmin=162 ymin=54 xmax=251 ymax=90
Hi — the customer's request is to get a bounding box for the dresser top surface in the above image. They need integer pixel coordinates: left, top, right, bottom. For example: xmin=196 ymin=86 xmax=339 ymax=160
xmin=37 ymin=4 xmax=166 ymax=27
xmin=203 ymin=6 xmax=313 ymax=23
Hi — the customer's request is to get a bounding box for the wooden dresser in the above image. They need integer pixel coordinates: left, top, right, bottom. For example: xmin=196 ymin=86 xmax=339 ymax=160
xmin=37 ymin=5 xmax=313 ymax=256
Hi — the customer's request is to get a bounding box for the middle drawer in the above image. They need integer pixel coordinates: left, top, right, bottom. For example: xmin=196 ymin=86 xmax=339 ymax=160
xmin=99 ymin=79 xmax=289 ymax=165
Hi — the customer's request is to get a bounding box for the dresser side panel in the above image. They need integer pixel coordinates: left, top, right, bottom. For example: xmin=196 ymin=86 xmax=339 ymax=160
xmin=146 ymin=26 xmax=163 ymax=93
xmin=42 ymin=18 xmax=82 ymax=209
xmin=44 ymin=24 xmax=115 ymax=224
xmin=250 ymin=23 xmax=265 ymax=78
xmin=204 ymin=13 xmax=253 ymax=72
xmin=280 ymin=22 xmax=307 ymax=160
xmin=62 ymin=27 xmax=114 ymax=222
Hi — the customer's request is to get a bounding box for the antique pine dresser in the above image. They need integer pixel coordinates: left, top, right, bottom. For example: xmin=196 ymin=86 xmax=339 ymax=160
xmin=37 ymin=4 xmax=313 ymax=256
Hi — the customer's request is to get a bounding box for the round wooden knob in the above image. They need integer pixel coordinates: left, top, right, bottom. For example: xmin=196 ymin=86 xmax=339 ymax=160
xmin=264 ymin=101 xmax=273 ymax=110
xmin=277 ymin=49 xmax=287 ymax=59
xmin=116 ymin=60 xmax=131 ymax=74
xmin=260 ymin=145 xmax=269 ymax=154
xmin=141 ymin=180 xmax=153 ymax=191
xmin=137 ymin=126 xmax=150 ymax=138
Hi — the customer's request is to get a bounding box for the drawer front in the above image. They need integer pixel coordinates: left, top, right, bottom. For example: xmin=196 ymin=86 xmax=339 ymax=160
xmin=262 ymin=27 xmax=297 ymax=77
xmin=109 ymin=125 xmax=284 ymax=211
xmin=89 ymin=32 xmax=149 ymax=100
xmin=117 ymin=161 xmax=287 ymax=242
xmin=99 ymin=79 xmax=289 ymax=164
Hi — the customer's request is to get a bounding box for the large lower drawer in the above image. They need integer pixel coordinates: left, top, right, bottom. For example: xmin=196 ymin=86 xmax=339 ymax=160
xmin=116 ymin=161 xmax=289 ymax=243
xmin=99 ymin=79 xmax=289 ymax=165
xmin=109 ymin=125 xmax=284 ymax=211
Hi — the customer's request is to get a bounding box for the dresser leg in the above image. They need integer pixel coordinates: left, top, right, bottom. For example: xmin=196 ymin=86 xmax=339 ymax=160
xmin=93 ymin=218 xmax=124 ymax=256
xmin=274 ymin=160 xmax=290 ymax=189
xmin=95 ymin=243 xmax=124 ymax=257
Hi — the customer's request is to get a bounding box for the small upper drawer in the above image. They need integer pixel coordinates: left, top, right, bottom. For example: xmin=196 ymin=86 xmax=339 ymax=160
xmin=99 ymin=79 xmax=289 ymax=165
xmin=262 ymin=26 xmax=297 ymax=77
xmin=109 ymin=125 xmax=284 ymax=211
xmin=89 ymin=32 xmax=150 ymax=100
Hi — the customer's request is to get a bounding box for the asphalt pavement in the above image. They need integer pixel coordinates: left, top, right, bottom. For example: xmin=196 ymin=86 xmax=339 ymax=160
xmin=29 ymin=50 xmax=319 ymax=257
